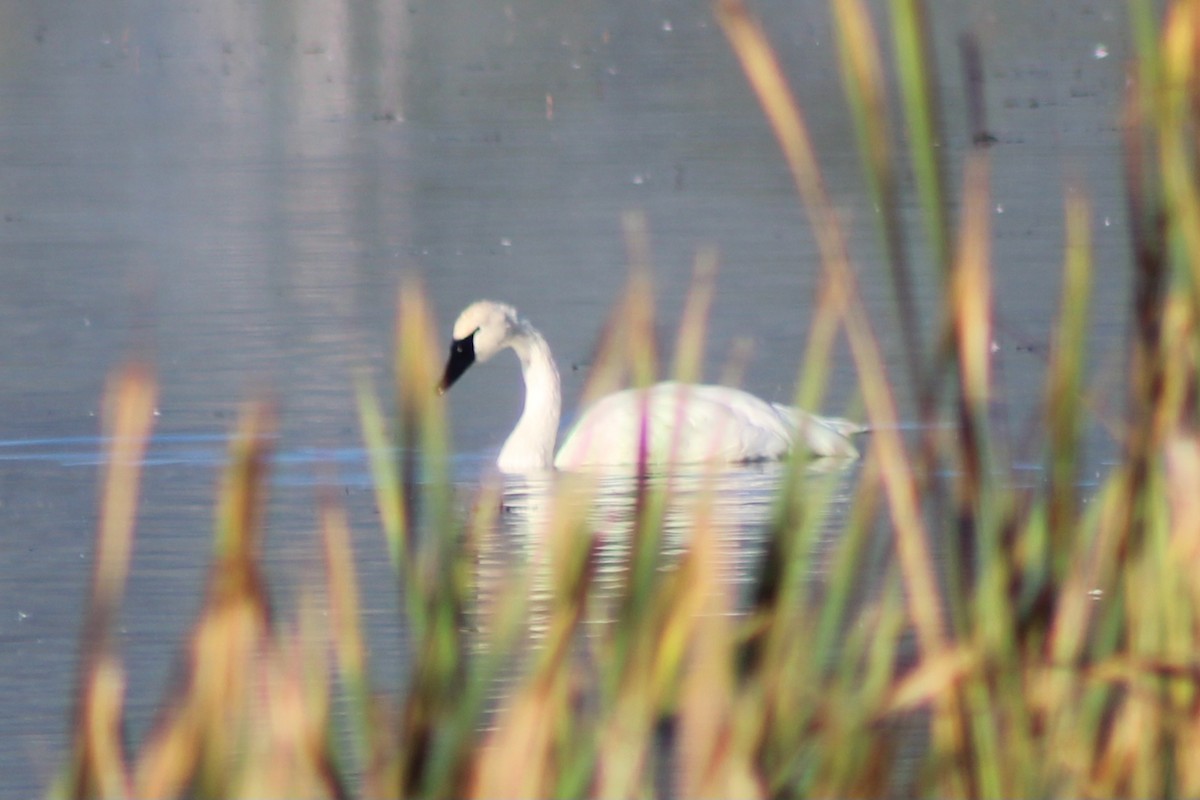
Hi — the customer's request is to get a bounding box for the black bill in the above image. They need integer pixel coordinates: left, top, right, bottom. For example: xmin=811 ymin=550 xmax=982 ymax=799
xmin=437 ymin=333 xmax=476 ymax=393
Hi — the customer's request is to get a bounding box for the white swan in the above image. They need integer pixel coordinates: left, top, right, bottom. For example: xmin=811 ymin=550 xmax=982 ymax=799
xmin=437 ymin=300 xmax=866 ymax=473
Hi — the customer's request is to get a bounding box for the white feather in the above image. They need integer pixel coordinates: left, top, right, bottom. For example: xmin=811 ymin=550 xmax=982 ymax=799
xmin=440 ymin=301 xmax=866 ymax=473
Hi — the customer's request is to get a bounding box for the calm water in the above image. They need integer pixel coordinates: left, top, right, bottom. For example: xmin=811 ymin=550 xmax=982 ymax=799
xmin=0 ymin=0 xmax=1130 ymax=795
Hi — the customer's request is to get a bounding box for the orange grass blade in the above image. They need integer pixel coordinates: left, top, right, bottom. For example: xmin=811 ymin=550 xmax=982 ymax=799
xmin=210 ymin=399 xmax=276 ymax=599
xmin=468 ymin=672 xmax=561 ymax=799
xmin=946 ymin=153 xmax=994 ymax=534
xmin=677 ymin=492 xmax=765 ymax=800
xmin=133 ymin=399 xmax=277 ymax=799
xmin=951 ymin=155 xmax=993 ymax=413
xmin=92 ymin=363 xmax=158 ymax=623
xmin=60 ymin=362 xmax=157 ymax=800
xmin=232 ymin=615 xmax=346 ymax=800
xmin=1167 ymin=436 xmax=1200 ymax=575
xmin=884 ymin=645 xmax=978 ymax=714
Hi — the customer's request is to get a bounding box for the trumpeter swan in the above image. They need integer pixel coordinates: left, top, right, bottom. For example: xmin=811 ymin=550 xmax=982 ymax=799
xmin=437 ymin=300 xmax=866 ymax=472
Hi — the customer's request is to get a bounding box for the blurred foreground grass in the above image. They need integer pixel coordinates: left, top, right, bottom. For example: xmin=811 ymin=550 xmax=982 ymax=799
xmin=49 ymin=0 xmax=1200 ymax=797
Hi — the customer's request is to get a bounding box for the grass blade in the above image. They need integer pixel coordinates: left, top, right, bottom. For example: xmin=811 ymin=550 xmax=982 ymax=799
xmin=56 ymin=363 xmax=158 ymax=800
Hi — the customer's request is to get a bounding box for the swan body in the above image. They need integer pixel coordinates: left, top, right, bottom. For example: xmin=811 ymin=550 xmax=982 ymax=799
xmin=438 ymin=300 xmax=866 ymax=473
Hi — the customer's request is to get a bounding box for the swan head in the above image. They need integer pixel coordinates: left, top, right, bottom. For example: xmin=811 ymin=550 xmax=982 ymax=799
xmin=438 ymin=300 xmax=521 ymax=393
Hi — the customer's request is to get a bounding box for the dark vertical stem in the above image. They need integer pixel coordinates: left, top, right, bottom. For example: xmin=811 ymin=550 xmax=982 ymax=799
xmin=1120 ymin=76 xmax=1168 ymax=564
xmin=960 ymin=33 xmax=995 ymax=147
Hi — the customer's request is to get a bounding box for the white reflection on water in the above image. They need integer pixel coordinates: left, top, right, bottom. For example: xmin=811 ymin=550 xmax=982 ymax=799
xmin=467 ymin=459 xmax=864 ymax=707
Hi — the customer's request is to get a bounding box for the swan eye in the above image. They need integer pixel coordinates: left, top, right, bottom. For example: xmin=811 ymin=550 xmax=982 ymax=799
xmin=453 ymin=328 xmax=478 ymax=355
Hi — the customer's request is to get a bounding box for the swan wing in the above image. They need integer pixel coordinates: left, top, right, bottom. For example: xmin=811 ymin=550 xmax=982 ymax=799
xmin=770 ymin=403 xmax=864 ymax=458
xmin=555 ymin=382 xmax=796 ymax=469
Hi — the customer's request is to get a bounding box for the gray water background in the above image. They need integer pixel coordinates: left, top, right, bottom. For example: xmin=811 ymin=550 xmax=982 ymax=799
xmin=0 ymin=0 xmax=1130 ymax=795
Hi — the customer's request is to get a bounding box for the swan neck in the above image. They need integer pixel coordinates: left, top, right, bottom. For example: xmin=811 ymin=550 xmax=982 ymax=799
xmin=499 ymin=323 xmax=562 ymax=471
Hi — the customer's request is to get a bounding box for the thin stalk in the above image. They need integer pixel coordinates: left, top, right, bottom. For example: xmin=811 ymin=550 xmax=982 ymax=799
xmin=318 ymin=484 xmax=374 ymax=787
xmin=671 ymin=247 xmax=718 ymax=384
xmin=833 ymin=0 xmax=925 ymax=399
xmin=356 ymin=375 xmax=408 ymax=577
xmin=947 ymin=153 xmax=995 ymax=595
xmin=1045 ymin=184 xmax=1093 ymax=579
xmin=59 ymin=363 xmax=158 ymax=800
xmin=1120 ymin=68 xmax=1169 ymax=566
xmin=888 ymin=0 xmax=952 ymax=277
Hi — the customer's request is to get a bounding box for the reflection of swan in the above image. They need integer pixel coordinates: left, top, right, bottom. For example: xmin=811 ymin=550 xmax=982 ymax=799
xmin=470 ymin=461 xmax=860 ymax=650
xmin=465 ymin=459 xmax=865 ymax=737
xmin=437 ymin=300 xmax=867 ymax=473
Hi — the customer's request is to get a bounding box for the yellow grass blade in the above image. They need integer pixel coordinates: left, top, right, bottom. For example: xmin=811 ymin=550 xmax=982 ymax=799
xmin=59 ymin=362 xmax=157 ymax=800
